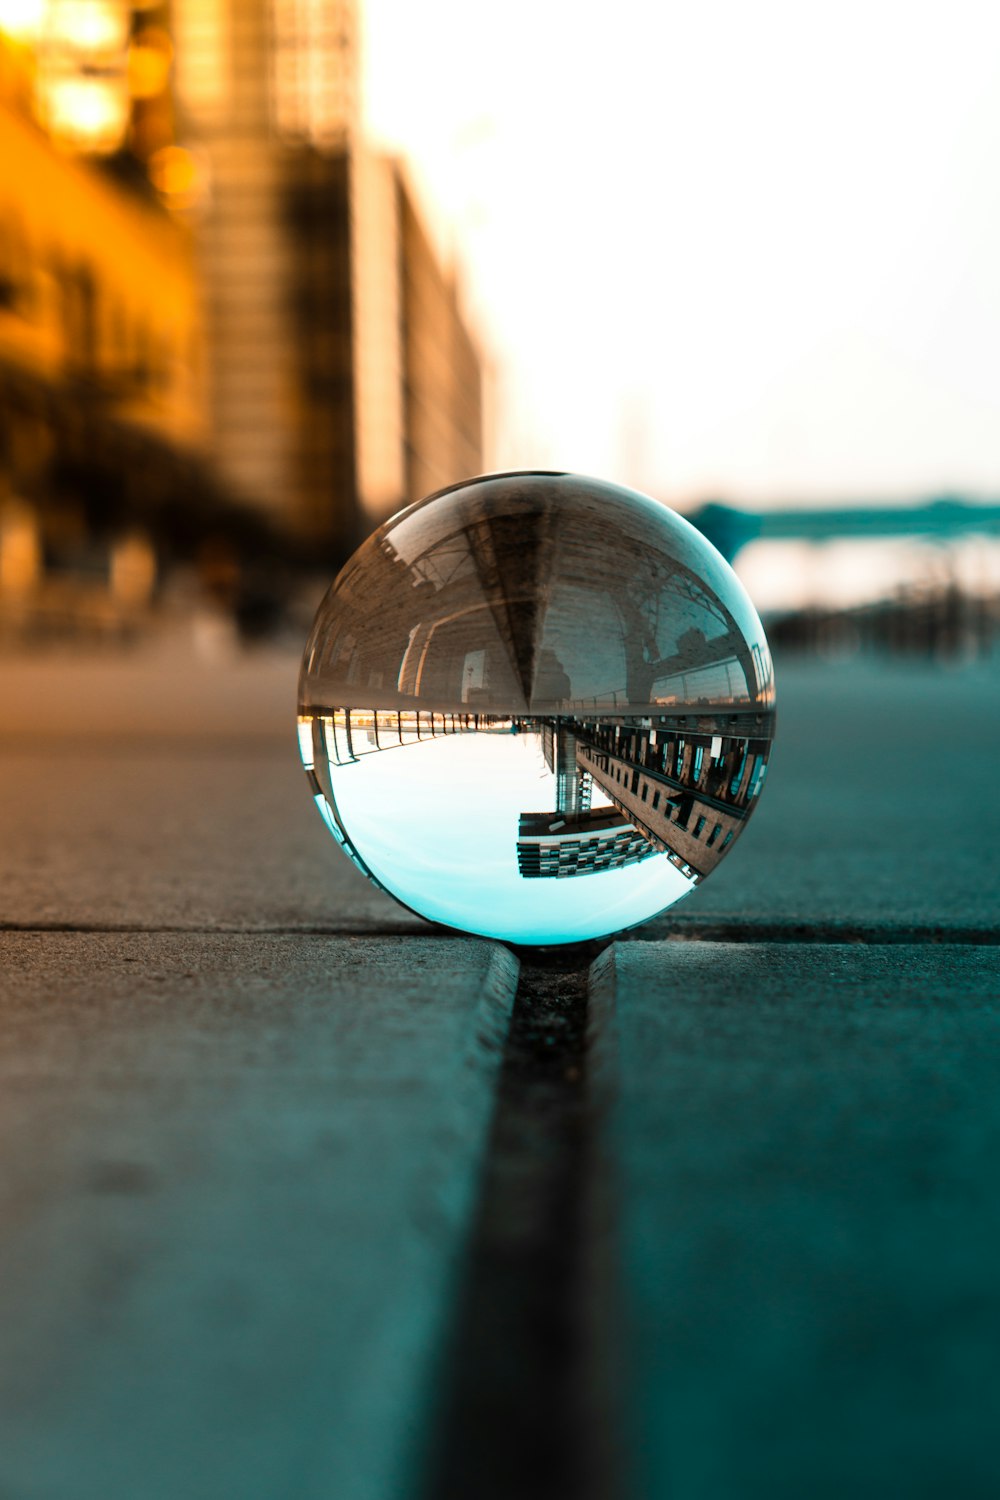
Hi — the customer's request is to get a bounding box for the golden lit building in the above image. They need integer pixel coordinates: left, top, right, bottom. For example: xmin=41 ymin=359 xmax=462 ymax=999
xmin=0 ymin=0 xmax=176 ymax=162
xmin=0 ymin=6 xmax=206 ymax=626
xmin=0 ymin=0 xmax=484 ymax=622
xmin=171 ymin=0 xmax=484 ymax=559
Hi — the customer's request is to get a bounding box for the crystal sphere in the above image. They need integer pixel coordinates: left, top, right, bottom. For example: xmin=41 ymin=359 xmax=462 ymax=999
xmin=298 ymin=472 xmax=776 ymax=945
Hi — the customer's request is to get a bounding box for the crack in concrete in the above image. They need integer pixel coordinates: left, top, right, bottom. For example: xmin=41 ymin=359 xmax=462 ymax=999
xmin=2 ymin=921 xmax=998 ymax=944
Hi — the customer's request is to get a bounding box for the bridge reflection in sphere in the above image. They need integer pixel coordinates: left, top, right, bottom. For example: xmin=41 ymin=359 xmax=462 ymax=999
xmin=298 ymin=472 xmax=777 ymax=945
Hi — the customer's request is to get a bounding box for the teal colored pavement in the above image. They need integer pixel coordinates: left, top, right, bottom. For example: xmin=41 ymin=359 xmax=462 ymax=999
xmin=0 ymin=638 xmax=997 ymax=1497
xmin=668 ymin=657 xmax=1000 ymax=935
xmin=1 ymin=650 xmax=996 ymax=935
xmin=0 ymin=934 xmax=515 ymax=1500
xmin=592 ymin=942 xmax=1000 ymax=1499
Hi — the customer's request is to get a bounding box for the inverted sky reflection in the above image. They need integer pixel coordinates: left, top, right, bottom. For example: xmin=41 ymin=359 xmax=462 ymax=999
xmin=328 ymin=731 xmax=692 ymax=943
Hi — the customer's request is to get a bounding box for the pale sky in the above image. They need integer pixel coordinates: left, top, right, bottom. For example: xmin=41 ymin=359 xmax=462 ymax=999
xmin=362 ymin=0 xmax=1000 ymax=510
xmin=330 ymin=731 xmax=692 ymax=943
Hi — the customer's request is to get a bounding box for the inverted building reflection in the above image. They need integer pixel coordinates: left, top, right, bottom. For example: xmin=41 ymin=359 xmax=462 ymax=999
xmin=516 ymin=720 xmax=657 ymax=881
xmin=516 ymin=809 xmax=657 ymax=879
xmin=298 ymin=703 xmax=774 ymax=883
xmin=301 ymin=475 xmax=776 ymax=718
xmin=571 ymin=712 xmax=772 ymax=882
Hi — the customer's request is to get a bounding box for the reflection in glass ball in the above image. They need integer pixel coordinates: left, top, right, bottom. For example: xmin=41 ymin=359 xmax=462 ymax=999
xmin=298 ymin=472 xmax=776 ymax=946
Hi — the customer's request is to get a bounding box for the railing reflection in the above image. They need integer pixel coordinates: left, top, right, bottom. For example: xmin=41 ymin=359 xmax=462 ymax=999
xmin=298 ymin=704 xmax=776 ymax=886
xmin=298 ymin=708 xmax=513 ymax=768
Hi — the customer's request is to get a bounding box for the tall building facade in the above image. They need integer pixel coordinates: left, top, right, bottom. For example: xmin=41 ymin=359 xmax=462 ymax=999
xmin=171 ymin=0 xmax=484 ymax=560
xmin=0 ymin=11 xmax=206 ymax=631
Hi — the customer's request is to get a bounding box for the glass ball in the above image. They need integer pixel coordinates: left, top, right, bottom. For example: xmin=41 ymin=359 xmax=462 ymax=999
xmin=298 ymin=472 xmax=776 ymax=946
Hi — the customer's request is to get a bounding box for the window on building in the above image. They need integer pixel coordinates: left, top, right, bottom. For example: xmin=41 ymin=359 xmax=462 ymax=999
xmin=271 ymin=0 xmax=356 ymax=145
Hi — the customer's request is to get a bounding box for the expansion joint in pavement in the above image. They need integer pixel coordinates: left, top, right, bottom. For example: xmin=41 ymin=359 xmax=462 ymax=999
xmin=420 ymin=959 xmax=616 ymax=1500
xmin=1 ymin=920 xmax=998 ymax=944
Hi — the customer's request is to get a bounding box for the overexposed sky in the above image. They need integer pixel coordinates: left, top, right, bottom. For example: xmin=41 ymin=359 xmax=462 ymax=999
xmin=363 ymin=0 xmax=1000 ymax=508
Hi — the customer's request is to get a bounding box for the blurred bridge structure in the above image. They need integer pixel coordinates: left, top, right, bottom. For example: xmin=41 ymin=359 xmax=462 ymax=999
xmin=688 ymin=495 xmax=1000 ymax=562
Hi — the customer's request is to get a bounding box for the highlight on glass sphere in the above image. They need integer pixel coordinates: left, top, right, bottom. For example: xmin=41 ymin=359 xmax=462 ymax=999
xmin=298 ymin=472 xmax=776 ymax=946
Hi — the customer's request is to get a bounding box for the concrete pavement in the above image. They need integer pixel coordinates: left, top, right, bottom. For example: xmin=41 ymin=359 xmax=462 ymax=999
xmin=0 ymin=933 xmax=516 ymax=1500
xmin=0 ymin=633 xmax=998 ymax=1498
xmin=2 ymin=646 xmax=997 ymax=934
xmin=592 ymin=942 xmax=1000 ymax=1499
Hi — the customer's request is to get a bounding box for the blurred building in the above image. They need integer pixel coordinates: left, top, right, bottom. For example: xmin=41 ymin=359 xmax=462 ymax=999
xmin=0 ymin=0 xmax=483 ymax=645
xmin=0 ymin=4 xmax=208 ymax=634
xmin=171 ymin=0 xmax=484 ymax=561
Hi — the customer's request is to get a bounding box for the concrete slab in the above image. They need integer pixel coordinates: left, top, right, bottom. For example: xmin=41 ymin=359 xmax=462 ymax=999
xmin=591 ymin=941 xmax=1000 ymax=1498
xmin=0 ymin=933 xmax=517 ymax=1500
xmin=0 ymin=637 xmax=420 ymax=932
xmin=0 ymin=745 xmax=422 ymax=932
xmin=0 ymin=632 xmax=299 ymax=741
xmin=651 ymin=657 xmax=1000 ymax=934
xmin=3 ymin=651 xmax=995 ymax=930
xmin=2 ymin=651 xmax=995 ymax=937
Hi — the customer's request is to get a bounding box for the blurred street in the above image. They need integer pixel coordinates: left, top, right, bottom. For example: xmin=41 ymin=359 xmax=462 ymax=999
xmin=1 ymin=638 xmax=998 ymax=1498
